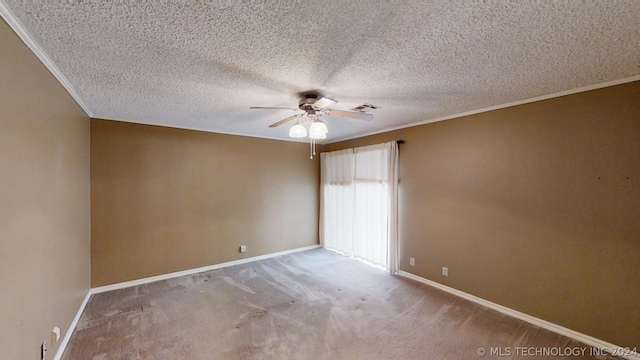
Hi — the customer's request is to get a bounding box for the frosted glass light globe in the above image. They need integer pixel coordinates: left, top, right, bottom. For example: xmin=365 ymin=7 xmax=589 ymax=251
xmin=309 ymin=122 xmax=328 ymax=139
xmin=289 ymin=124 xmax=307 ymax=138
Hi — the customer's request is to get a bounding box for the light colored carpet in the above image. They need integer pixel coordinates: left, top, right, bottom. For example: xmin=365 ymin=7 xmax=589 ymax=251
xmin=62 ymin=248 xmax=619 ymax=359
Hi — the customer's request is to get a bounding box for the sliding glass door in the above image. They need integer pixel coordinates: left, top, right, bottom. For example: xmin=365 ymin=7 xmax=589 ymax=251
xmin=320 ymin=142 xmax=398 ymax=273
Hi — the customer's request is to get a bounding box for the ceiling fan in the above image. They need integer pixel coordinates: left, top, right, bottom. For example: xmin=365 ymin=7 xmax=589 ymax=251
xmin=250 ymin=93 xmax=373 ymax=129
xmin=250 ymin=93 xmax=376 ymax=159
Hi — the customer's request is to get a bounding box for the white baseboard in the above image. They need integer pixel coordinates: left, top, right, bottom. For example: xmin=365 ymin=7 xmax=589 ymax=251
xmin=52 ymin=245 xmax=321 ymax=359
xmin=91 ymin=244 xmax=322 ymax=294
xmin=399 ymin=271 xmax=639 ymax=360
xmin=56 ymin=250 xmax=636 ymax=360
xmin=53 ymin=290 xmax=92 ymax=360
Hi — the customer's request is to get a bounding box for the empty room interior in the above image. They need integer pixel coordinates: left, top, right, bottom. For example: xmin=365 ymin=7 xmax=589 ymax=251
xmin=1 ymin=2 xmax=639 ymax=359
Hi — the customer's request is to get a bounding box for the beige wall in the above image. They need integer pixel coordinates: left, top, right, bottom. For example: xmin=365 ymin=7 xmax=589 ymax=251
xmin=0 ymin=19 xmax=91 ymax=359
xmin=91 ymin=119 xmax=320 ymax=286
xmin=325 ymin=81 xmax=640 ymax=348
xmin=3 ymin=5 xmax=637 ymax=351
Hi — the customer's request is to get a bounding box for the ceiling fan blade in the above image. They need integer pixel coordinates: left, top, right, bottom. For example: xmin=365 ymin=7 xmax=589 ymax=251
xmin=324 ymin=109 xmax=373 ymax=121
xmin=269 ymin=114 xmax=303 ymax=128
xmin=250 ymin=106 xmax=299 ymax=111
xmin=312 ymin=97 xmax=337 ymax=110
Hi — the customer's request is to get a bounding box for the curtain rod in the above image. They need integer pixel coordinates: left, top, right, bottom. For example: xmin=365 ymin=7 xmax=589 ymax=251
xmin=396 ymin=140 xmax=405 ymax=145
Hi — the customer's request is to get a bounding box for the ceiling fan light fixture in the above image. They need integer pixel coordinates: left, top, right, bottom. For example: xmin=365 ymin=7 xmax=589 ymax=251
xmin=254 ymin=93 xmax=375 ymax=159
xmin=289 ymin=123 xmax=307 ymax=138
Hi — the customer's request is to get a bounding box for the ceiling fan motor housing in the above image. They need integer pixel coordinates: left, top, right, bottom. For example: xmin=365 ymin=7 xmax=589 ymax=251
xmin=299 ymin=93 xmax=321 ymax=112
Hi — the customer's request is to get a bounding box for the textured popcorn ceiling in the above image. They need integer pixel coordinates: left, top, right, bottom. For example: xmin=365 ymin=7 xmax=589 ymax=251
xmin=2 ymin=1 xmax=640 ymax=143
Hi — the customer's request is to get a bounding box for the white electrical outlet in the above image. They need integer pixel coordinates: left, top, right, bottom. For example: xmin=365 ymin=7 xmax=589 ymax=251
xmin=239 ymin=245 xmax=247 ymax=253
xmin=409 ymin=257 xmax=415 ymax=266
xmin=442 ymin=267 xmax=448 ymax=277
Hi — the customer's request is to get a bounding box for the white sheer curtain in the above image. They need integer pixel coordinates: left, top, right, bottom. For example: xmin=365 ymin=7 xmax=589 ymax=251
xmin=320 ymin=142 xmax=399 ymax=273
xmin=320 ymin=149 xmax=355 ymax=253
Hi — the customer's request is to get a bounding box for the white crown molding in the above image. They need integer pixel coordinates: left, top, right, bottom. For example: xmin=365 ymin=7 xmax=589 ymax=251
xmin=53 ymin=290 xmax=91 ymax=360
xmin=91 ymin=244 xmax=321 ymax=294
xmin=3 ymin=0 xmax=638 ymax=147
xmin=327 ymin=75 xmax=640 ymax=144
xmin=399 ymin=271 xmax=640 ymax=360
xmin=94 ymin=115 xmax=313 ymax=144
xmin=0 ymin=2 xmax=94 ymax=117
